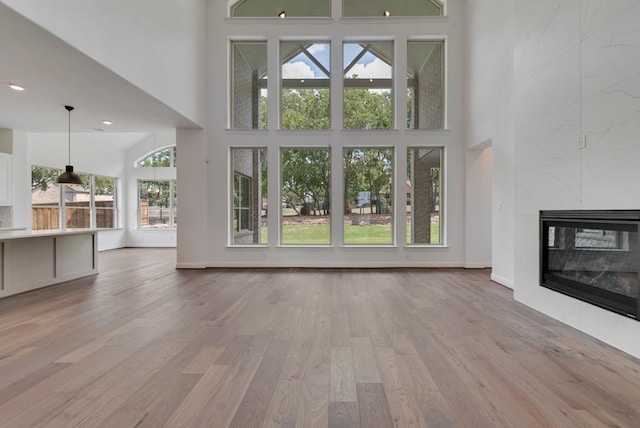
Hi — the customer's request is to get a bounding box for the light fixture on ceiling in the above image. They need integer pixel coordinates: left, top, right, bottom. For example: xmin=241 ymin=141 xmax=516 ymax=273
xmin=147 ymin=133 xmax=163 ymax=198
xmin=278 ymin=11 xmax=286 ymax=18
xmin=7 ymin=83 xmax=26 ymax=91
xmin=57 ymin=105 xmax=83 ymax=185
xmin=383 ymin=10 xmax=391 ymax=17
xmin=101 ymin=120 xmax=113 ymax=126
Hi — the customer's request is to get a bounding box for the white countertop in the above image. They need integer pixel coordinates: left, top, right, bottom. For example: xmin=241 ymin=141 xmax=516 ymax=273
xmin=0 ymin=229 xmax=97 ymax=240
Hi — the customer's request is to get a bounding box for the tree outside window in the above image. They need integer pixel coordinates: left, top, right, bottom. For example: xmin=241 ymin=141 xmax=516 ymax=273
xmin=343 ymin=147 xmax=394 ymax=245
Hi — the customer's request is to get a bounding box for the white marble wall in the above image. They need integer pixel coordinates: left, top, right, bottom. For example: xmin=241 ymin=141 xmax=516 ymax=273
xmin=514 ymin=0 xmax=640 ymax=358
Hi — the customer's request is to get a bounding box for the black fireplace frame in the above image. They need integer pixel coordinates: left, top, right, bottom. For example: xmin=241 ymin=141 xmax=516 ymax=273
xmin=540 ymin=210 xmax=640 ymax=320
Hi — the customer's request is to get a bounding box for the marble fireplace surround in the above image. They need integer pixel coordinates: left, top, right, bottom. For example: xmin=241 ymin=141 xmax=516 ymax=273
xmin=540 ymin=210 xmax=640 ymax=321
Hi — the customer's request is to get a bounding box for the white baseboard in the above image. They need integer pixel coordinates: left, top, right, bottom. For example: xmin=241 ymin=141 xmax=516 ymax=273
xmin=176 ymin=262 xmax=207 ymax=269
xmin=490 ymin=273 xmax=514 ymax=289
xmin=464 ymin=262 xmax=492 ymax=269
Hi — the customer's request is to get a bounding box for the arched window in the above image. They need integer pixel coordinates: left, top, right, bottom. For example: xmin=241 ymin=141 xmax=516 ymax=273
xmin=135 ymin=146 xmax=177 ymax=168
xmin=230 ymin=0 xmax=331 ymax=18
xmin=343 ymin=0 xmax=444 ymax=17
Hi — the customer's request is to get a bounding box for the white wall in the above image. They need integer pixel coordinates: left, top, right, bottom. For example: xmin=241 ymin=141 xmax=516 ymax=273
xmin=513 ymin=0 xmax=640 ymax=358
xmin=176 ymin=128 xmax=208 ymax=268
xmin=192 ymin=0 xmax=470 ymax=268
xmin=465 ymin=145 xmax=492 ymax=268
xmin=463 ymin=0 xmax=515 ymax=286
xmin=0 ymin=0 xmax=208 ymax=127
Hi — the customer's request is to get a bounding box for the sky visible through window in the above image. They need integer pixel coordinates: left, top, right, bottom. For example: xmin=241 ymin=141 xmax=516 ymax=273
xmin=282 ymin=43 xmax=330 ymax=79
xmin=281 ymin=43 xmax=391 ymax=79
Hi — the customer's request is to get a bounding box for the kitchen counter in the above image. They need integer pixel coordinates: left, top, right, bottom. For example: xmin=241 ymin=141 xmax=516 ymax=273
xmin=0 ymin=229 xmax=97 ymax=298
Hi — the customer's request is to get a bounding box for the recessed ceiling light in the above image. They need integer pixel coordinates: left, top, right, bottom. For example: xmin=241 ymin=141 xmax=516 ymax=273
xmin=101 ymin=120 xmax=113 ymax=125
xmin=8 ymin=83 xmax=26 ymax=91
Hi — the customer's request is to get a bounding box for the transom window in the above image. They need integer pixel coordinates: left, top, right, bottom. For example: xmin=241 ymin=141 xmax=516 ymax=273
xmin=230 ymin=0 xmax=331 ymax=17
xmin=343 ymin=0 xmax=444 ymax=17
xmin=231 ymin=41 xmax=268 ymax=129
xmin=281 ymin=41 xmax=331 ymax=130
xmin=343 ymin=42 xmax=394 ymax=130
xmin=136 ymin=146 xmax=177 ymax=167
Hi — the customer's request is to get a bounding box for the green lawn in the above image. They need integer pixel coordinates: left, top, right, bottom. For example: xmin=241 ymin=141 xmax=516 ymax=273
xmin=261 ymin=222 xmax=440 ymax=245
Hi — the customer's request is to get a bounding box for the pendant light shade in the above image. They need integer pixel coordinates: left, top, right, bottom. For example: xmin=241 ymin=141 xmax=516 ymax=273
xmin=57 ymin=105 xmax=83 ymax=185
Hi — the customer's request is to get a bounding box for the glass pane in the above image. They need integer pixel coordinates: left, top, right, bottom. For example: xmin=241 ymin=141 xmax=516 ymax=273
xmin=232 ymin=0 xmax=330 ymax=17
xmin=281 ymin=148 xmax=331 ymax=245
xmin=232 ymin=41 xmax=268 ymax=129
xmin=139 ymin=148 xmax=172 ymax=167
xmin=343 ymin=0 xmax=443 ymax=17
xmin=343 ymin=42 xmax=393 ymax=129
xmin=547 ymin=225 xmax=637 ymax=298
xmin=281 ymin=42 xmax=331 ymax=130
xmin=139 ymin=180 xmax=171 ymax=229
xmin=31 ymin=166 xmax=61 ymax=230
xmin=94 ymin=176 xmax=116 ymax=229
xmin=65 ymin=207 xmax=91 ymax=229
xmin=343 ymin=148 xmax=393 ymax=245
xmin=407 ymin=41 xmax=444 ymax=129
xmin=231 ymin=148 xmax=268 ymax=245
xmin=407 ymin=147 xmax=442 ymax=245
xmin=96 ymin=209 xmax=115 ymax=229
xmin=63 ymin=176 xmax=91 ymax=230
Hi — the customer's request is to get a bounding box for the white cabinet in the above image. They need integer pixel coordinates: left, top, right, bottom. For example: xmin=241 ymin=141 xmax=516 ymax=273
xmin=0 ymin=154 xmax=12 ymax=206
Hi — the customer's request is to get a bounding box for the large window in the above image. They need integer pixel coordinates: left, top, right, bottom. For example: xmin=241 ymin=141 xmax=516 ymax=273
xmin=138 ymin=180 xmax=176 ymax=230
xmin=281 ymin=42 xmax=331 ymax=130
xmin=231 ymin=148 xmax=267 ymax=245
xmin=343 ymin=42 xmax=394 ymax=130
xmin=407 ymin=147 xmax=443 ymax=245
xmin=343 ymin=147 xmax=393 ymax=244
xmin=407 ymin=40 xmax=445 ymax=129
xmin=231 ymin=41 xmax=268 ymax=129
xmin=281 ymin=148 xmax=331 ymax=245
xmin=31 ymin=166 xmax=118 ymax=231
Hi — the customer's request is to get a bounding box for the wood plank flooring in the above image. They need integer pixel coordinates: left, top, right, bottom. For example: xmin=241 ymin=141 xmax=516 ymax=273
xmin=0 ymin=248 xmax=639 ymax=427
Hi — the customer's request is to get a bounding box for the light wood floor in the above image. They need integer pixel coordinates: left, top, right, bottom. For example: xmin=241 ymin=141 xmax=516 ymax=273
xmin=1 ymin=249 xmax=639 ymax=427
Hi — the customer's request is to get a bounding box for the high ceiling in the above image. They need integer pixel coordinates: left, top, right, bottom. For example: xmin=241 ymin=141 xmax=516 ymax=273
xmin=0 ymin=3 xmax=198 ymax=133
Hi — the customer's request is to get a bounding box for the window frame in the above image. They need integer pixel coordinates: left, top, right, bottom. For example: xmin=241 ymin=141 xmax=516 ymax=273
xmin=31 ymin=165 xmax=118 ymax=232
xmin=137 ymin=179 xmax=177 ymax=231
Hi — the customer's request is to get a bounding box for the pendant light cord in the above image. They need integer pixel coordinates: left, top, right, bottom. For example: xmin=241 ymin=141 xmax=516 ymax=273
xmin=65 ymin=105 xmax=74 ymax=165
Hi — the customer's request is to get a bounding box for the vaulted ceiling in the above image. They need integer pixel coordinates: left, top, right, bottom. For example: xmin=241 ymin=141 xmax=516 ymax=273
xmin=0 ymin=3 xmax=196 ymax=133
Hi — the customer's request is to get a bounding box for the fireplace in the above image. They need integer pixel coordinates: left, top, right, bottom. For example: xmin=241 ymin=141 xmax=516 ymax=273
xmin=540 ymin=210 xmax=640 ymax=320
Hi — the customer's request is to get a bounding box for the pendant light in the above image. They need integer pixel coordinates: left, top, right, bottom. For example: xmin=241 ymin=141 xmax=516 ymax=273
xmin=57 ymin=105 xmax=83 ymax=185
xmin=146 ymin=133 xmax=163 ymax=198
